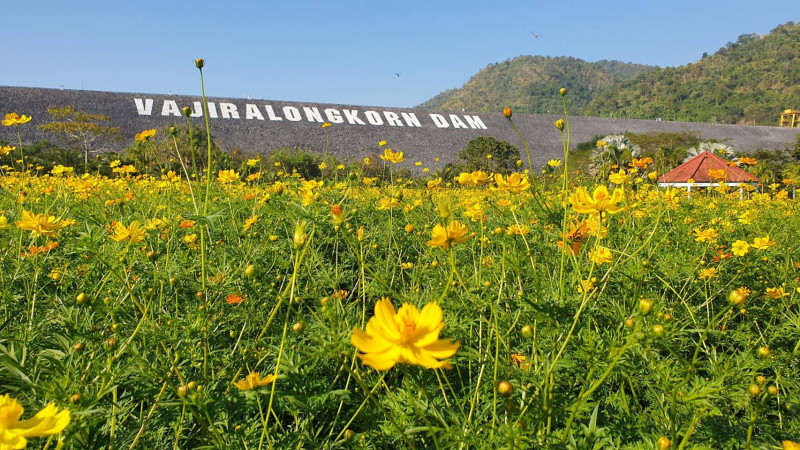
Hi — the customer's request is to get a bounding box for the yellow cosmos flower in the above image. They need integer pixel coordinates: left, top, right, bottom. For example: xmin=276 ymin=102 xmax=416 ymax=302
xmin=427 ymin=178 xmax=443 ymax=189
xmin=376 ymin=197 xmax=400 ymax=210
xmin=457 ymin=171 xmax=491 ymax=186
xmin=588 ymin=246 xmax=613 ymax=264
xmin=698 ymin=267 xmax=718 ymax=280
xmin=570 ymin=185 xmax=625 ymax=215
xmin=784 ymin=441 xmax=800 ymax=450
xmin=379 ymin=148 xmax=404 ymax=164
xmin=217 ymin=169 xmax=240 ymax=184
xmin=134 ymin=128 xmax=157 ymax=142
xmin=0 ymin=216 xmax=9 ymax=231
xmin=242 ymin=215 xmax=259 ymax=231
xmin=731 ymin=240 xmax=750 ymax=256
xmin=351 ymin=298 xmax=459 ymax=371
xmin=427 ymin=220 xmax=470 ymax=250
xmin=693 ymin=227 xmax=718 ymax=243
xmin=15 ymin=211 xmax=67 ymax=238
xmin=0 ymin=394 xmax=70 ymax=449
xmin=547 ymin=159 xmax=562 ymax=168
xmin=109 ymin=221 xmax=146 ymax=243
xmin=2 ymin=113 xmax=32 ymax=127
xmin=492 ymin=173 xmax=530 ymax=194
xmin=0 ymin=145 xmax=14 ymax=156
xmin=145 ymin=218 xmax=168 ymax=230
xmin=50 ymin=165 xmax=74 ymax=177
xmin=752 ymin=236 xmax=776 ymax=250
xmin=765 ymin=287 xmax=789 ymax=299
xmin=233 ymin=372 xmax=278 ymax=391
xmin=608 ymin=169 xmax=630 ymax=185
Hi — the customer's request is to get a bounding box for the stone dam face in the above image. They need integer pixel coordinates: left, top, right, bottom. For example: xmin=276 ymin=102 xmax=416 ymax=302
xmin=1 ymin=86 xmax=798 ymax=170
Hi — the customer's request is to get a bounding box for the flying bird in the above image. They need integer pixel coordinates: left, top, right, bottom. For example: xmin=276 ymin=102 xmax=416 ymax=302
xmin=395 ymin=72 xmax=401 ymax=77
xmin=531 ymin=32 xmax=541 ymax=38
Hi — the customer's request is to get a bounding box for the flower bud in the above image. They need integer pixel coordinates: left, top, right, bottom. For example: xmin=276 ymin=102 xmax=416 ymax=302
xmin=559 ymin=87 xmax=567 ymax=96
xmin=330 ymin=204 xmax=345 ymax=225
xmin=657 ymin=437 xmax=670 ymax=450
xmin=503 ymin=107 xmax=512 ymax=118
xmin=293 ymin=220 xmax=309 ymax=249
xmin=728 ymin=288 xmax=748 ymax=306
xmin=436 ymin=201 xmax=452 ymax=220
xmin=521 ymin=324 xmax=533 ymax=339
xmin=767 ymin=385 xmax=778 ymax=396
xmin=553 ymin=119 xmax=565 ymax=131
xmin=182 ymin=106 xmax=192 ymax=117
xmin=496 ymin=380 xmax=513 ymax=396
xmin=639 ymin=298 xmax=653 ymax=315
xmin=194 ymin=58 xmax=205 ymax=69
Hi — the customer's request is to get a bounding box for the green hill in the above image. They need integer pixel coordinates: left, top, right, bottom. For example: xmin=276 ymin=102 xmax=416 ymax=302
xmin=419 ymin=22 xmax=800 ymax=126
xmin=585 ymin=22 xmax=800 ymax=125
xmin=417 ymin=56 xmax=654 ymax=115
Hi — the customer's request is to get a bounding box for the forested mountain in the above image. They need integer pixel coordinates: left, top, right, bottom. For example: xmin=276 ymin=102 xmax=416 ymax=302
xmin=420 ymin=22 xmax=800 ymax=126
xmin=417 ymin=56 xmax=654 ymax=115
xmin=585 ymin=22 xmax=800 ymax=125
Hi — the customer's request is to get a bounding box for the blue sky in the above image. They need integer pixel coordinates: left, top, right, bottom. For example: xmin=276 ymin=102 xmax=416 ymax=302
xmin=4 ymin=1 xmax=798 ymax=108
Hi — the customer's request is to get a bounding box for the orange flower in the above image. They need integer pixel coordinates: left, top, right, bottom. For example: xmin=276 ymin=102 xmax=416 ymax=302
xmin=226 ymin=294 xmax=244 ymax=304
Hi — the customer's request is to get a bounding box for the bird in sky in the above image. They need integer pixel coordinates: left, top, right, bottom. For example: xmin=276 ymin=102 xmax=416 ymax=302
xmin=395 ymin=72 xmax=401 ymax=77
xmin=531 ymin=32 xmax=541 ymax=38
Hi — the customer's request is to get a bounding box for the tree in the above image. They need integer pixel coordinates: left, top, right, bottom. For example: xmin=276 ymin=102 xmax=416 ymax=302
xmin=38 ymin=105 xmax=123 ymax=165
xmin=457 ymin=136 xmax=520 ymax=174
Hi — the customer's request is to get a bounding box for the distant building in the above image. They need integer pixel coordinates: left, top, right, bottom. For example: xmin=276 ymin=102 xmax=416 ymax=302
xmin=658 ymin=151 xmax=758 ymax=191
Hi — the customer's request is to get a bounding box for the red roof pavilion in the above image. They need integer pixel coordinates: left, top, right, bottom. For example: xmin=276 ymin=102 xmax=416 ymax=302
xmin=658 ymin=151 xmax=759 ymax=184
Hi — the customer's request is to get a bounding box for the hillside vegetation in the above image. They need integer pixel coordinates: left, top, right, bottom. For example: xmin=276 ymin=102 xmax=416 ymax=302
xmin=417 ymin=56 xmax=653 ymax=115
xmin=586 ymin=22 xmax=800 ymax=125
xmin=421 ymin=22 xmax=800 ymax=126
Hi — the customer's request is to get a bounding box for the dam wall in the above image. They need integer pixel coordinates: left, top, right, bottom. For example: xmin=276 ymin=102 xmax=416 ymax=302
xmin=2 ymin=86 xmax=797 ymax=170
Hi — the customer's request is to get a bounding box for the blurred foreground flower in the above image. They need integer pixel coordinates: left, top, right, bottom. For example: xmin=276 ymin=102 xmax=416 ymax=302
xmin=351 ymin=298 xmax=459 ymax=371
xmin=2 ymin=113 xmax=32 ymax=127
xmin=15 ymin=211 xmax=67 ymax=238
xmin=0 ymin=394 xmax=70 ymax=449
xmin=233 ymin=372 xmax=277 ymax=391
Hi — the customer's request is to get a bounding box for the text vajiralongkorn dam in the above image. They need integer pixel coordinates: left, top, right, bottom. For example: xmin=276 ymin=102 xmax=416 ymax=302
xmin=134 ymin=98 xmax=488 ymax=130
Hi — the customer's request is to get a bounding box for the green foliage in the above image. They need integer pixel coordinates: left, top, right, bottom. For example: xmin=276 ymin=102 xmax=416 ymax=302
xmin=417 ymin=56 xmax=653 ymax=114
xmin=122 ymin=124 xmax=231 ymax=177
xmin=420 ymin=22 xmax=800 ymax=127
xmin=458 ymin=136 xmax=520 ymax=174
xmin=586 ymin=22 xmax=800 ymax=125
xmin=267 ymin=147 xmax=325 ymax=180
